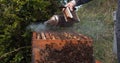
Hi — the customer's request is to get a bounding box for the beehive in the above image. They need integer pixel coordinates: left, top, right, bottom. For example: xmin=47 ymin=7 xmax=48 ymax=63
xmin=32 ymin=31 xmax=94 ymax=63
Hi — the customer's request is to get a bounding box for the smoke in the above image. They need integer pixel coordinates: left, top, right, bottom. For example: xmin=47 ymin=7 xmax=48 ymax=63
xmin=27 ymin=22 xmax=76 ymax=33
xmin=27 ymin=23 xmax=47 ymax=32
xmin=26 ymin=22 xmax=62 ymax=32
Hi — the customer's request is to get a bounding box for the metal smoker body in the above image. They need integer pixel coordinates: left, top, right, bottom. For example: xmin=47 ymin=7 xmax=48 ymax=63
xmin=44 ymin=7 xmax=80 ymax=27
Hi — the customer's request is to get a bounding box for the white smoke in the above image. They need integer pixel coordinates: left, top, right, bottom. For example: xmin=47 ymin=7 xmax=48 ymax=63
xmin=27 ymin=22 xmax=76 ymax=32
xmin=27 ymin=23 xmax=47 ymax=32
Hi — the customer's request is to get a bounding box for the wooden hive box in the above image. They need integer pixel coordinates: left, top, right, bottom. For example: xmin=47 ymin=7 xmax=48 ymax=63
xmin=32 ymin=31 xmax=94 ymax=63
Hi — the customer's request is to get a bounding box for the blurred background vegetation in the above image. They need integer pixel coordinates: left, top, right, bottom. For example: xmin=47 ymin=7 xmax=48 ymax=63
xmin=0 ymin=0 xmax=117 ymax=63
xmin=75 ymin=0 xmax=117 ymax=63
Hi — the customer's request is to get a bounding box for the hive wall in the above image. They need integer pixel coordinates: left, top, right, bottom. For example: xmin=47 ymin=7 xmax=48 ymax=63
xmin=32 ymin=31 xmax=94 ymax=63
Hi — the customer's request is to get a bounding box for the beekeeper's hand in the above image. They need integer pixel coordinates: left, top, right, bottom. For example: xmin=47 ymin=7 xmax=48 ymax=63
xmin=65 ymin=1 xmax=76 ymax=11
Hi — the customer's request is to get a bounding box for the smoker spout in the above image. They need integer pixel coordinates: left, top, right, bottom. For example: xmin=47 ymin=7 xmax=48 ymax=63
xmin=44 ymin=15 xmax=59 ymax=26
xmin=44 ymin=20 xmax=58 ymax=26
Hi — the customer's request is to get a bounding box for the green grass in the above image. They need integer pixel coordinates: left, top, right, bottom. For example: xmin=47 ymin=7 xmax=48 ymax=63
xmin=74 ymin=15 xmax=117 ymax=63
xmin=73 ymin=0 xmax=117 ymax=62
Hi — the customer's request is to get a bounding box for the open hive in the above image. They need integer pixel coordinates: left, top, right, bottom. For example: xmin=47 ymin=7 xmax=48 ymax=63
xmin=32 ymin=31 xmax=94 ymax=63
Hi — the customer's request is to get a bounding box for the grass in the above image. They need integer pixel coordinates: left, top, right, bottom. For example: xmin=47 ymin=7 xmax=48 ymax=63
xmin=73 ymin=0 xmax=118 ymax=63
xmin=75 ymin=14 xmax=117 ymax=63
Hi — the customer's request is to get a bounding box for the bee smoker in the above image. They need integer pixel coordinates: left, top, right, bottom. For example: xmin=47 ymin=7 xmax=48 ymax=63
xmin=44 ymin=7 xmax=80 ymax=27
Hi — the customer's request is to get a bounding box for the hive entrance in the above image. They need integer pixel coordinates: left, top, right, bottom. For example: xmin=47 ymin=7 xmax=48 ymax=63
xmin=32 ymin=31 xmax=94 ymax=63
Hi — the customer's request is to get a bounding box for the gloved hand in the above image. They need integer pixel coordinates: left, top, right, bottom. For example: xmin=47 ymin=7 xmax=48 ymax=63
xmin=65 ymin=0 xmax=76 ymax=11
